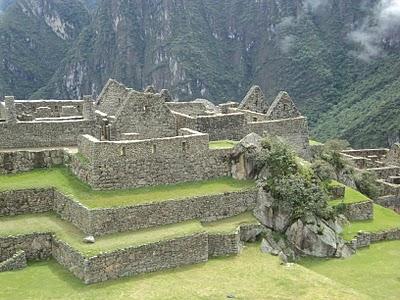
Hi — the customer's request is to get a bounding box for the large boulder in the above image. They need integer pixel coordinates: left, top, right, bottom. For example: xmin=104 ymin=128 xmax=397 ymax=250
xmin=253 ymin=188 xmax=292 ymax=232
xmin=285 ymin=216 xmax=353 ymax=258
xmin=231 ymin=133 xmax=262 ymax=180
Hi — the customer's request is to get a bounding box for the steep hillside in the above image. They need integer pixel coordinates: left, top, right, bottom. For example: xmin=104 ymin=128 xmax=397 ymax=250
xmin=0 ymin=0 xmax=399 ymax=147
xmin=0 ymin=0 xmax=89 ymax=98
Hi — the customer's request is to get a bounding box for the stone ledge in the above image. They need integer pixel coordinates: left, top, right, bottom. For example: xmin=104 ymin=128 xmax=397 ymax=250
xmin=344 ymin=201 xmax=374 ymax=221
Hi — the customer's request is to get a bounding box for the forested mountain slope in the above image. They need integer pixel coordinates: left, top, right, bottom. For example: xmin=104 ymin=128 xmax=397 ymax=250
xmin=0 ymin=0 xmax=399 ymax=147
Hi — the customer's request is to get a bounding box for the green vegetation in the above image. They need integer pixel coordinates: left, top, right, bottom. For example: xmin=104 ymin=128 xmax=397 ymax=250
xmin=0 ymin=168 xmax=255 ymax=208
xmin=301 ymin=240 xmax=400 ymax=300
xmin=0 ymin=212 xmax=259 ymax=257
xmin=208 ymin=140 xmax=238 ymax=149
xmin=256 ymin=138 xmax=332 ymax=221
xmin=0 ymin=244 xmax=365 ymax=300
xmin=341 ymin=204 xmax=400 ymax=240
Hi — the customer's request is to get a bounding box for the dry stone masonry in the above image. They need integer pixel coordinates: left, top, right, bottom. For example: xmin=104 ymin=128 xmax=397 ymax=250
xmin=3 ymin=79 xmax=390 ymax=284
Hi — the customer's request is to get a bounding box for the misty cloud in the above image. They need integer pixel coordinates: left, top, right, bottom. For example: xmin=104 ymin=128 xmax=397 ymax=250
xmin=349 ymin=0 xmax=400 ymax=61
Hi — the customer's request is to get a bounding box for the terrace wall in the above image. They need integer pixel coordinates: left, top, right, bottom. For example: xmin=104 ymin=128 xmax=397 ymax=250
xmin=0 ymin=187 xmax=258 ymax=236
xmin=89 ymin=190 xmax=258 ymax=235
xmin=0 ymin=233 xmax=52 ymax=261
xmin=0 ymin=189 xmax=54 ymax=216
xmin=0 ymin=120 xmax=95 ymax=149
xmin=208 ymin=232 xmax=242 ymax=257
xmin=83 ymin=233 xmax=209 ymax=284
xmin=375 ymin=195 xmax=400 ymax=213
xmin=352 ymin=228 xmax=400 ymax=249
xmin=344 ymin=201 xmax=374 ymax=221
xmin=0 ymin=149 xmax=67 ymax=174
xmin=0 ymin=250 xmax=27 ymax=272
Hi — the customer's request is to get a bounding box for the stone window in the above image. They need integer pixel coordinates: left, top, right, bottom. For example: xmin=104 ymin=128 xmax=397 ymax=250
xmin=152 ymin=144 xmax=157 ymax=154
xmin=253 ymin=117 xmax=258 ymax=122
xmin=120 ymin=146 xmax=126 ymax=156
xmin=182 ymin=141 xmax=188 ymax=152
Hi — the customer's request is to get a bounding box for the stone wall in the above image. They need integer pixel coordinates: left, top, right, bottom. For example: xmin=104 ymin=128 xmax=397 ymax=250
xmin=351 ymin=228 xmax=400 ymax=249
xmin=15 ymin=100 xmax=84 ymax=118
xmin=246 ymin=117 xmax=310 ymax=158
xmin=208 ymin=232 xmax=242 ymax=257
xmin=342 ymin=149 xmax=389 ymax=159
xmin=75 ymin=131 xmax=231 ymax=190
xmin=344 ymin=201 xmax=374 ymax=221
xmin=375 ymin=195 xmax=400 ymax=213
xmin=52 ymin=238 xmax=86 ymax=281
xmin=89 ymin=190 xmax=257 ymax=235
xmin=111 ymin=90 xmax=177 ymax=140
xmin=0 ymin=189 xmax=54 ymax=216
xmin=0 ymin=233 xmax=52 ymax=261
xmin=53 ymin=191 xmax=92 ymax=233
xmin=0 ymin=250 xmax=27 ymax=272
xmin=0 ymin=120 xmax=95 ymax=149
xmin=0 ymin=186 xmax=257 ymax=236
xmin=0 ymin=149 xmax=67 ymax=174
xmin=83 ymin=233 xmax=209 ymax=284
xmin=167 ymin=102 xmax=208 ymax=116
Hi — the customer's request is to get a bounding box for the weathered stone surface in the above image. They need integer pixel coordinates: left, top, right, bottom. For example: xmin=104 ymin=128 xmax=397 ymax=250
xmin=253 ymin=189 xmax=292 ymax=232
xmin=0 ymin=250 xmax=27 ymax=272
xmin=285 ymin=216 xmax=352 ymax=258
xmin=231 ymin=133 xmax=262 ymax=180
xmin=238 ymin=86 xmax=269 ymax=114
xmin=0 ymin=189 xmax=54 ymax=216
xmin=344 ymin=201 xmax=374 ymax=221
xmin=266 ymin=91 xmax=301 ymax=120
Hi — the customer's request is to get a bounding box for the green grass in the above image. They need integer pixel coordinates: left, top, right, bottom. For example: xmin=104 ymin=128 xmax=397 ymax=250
xmin=208 ymin=140 xmax=238 ymax=149
xmin=341 ymin=204 xmax=400 ymax=240
xmin=309 ymin=140 xmax=323 ymax=146
xmin=0 ymin=168 xmax=255 ymax=208
xmin=329 ymin=181 xmax=370 ymax=206
xmin=0 ymin=212 xmax=259 ymax=257
xmin=301 ymin=240 xmax=400 ymax=300
xmin=203 ymin=212 xmax=259 ymax=234
xmin=0 ymin=243 xmax=365 ymax=300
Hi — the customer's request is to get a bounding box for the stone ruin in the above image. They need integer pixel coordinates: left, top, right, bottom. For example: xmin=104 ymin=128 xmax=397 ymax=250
xmin=1 ymin=79 xmax=396 ymax=284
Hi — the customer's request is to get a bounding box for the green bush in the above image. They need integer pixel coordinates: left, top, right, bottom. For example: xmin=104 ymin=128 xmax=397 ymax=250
xmin=354 ymin=171 xmax=381 ymax=199
xmin=256 ymin=138 xmax=333 ymax=221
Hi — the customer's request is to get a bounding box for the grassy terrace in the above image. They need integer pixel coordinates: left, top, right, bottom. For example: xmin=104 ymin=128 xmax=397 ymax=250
xmin=208 ymin=140 xmax=238 ymax=149
xmin=301 ymin=241 xmax=400 ymax=300
xmin=0 ymin=244 xmax=365 ymax=300
xmin=0 ymin=212 xmax=259 ymax=257
xmin=341 ymin=204 xmax=400 ymax=240
xmin=329 ymin=182 xmax=370 ymax=206
xmin=0 ymin=168 xmax=255 ymax=208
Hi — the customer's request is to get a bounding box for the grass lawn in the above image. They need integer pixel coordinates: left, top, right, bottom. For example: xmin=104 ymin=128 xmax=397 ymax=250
xmin=209 ymin=140 xmax=238 ymax=149
xmin=0 ymin=212 xmax=259 ymax=257
xmin=0 ymin=168 xmax=255 ymax=208
xmin=341 ymin=204 xmax=400 ymax=240
xmin=309 ymin=140 xmax=323 ymax=146
xmin=301 ymin=240 xmax=400 ymax=300
xmin=0 ymin=243 xmax=365 ymax=300
xmin=329 ymin=181 xmax=370 ymax=206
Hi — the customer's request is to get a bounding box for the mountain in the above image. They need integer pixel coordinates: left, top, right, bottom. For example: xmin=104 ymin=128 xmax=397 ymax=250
xmin=0 ymin=0 xmax=399 ymax=147
xmin=0 ymin=0 xmax=89 ymax=98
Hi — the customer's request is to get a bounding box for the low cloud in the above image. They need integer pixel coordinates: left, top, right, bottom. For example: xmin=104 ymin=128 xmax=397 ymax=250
xmin=349 ymin=0 xmax=400 ymax=61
